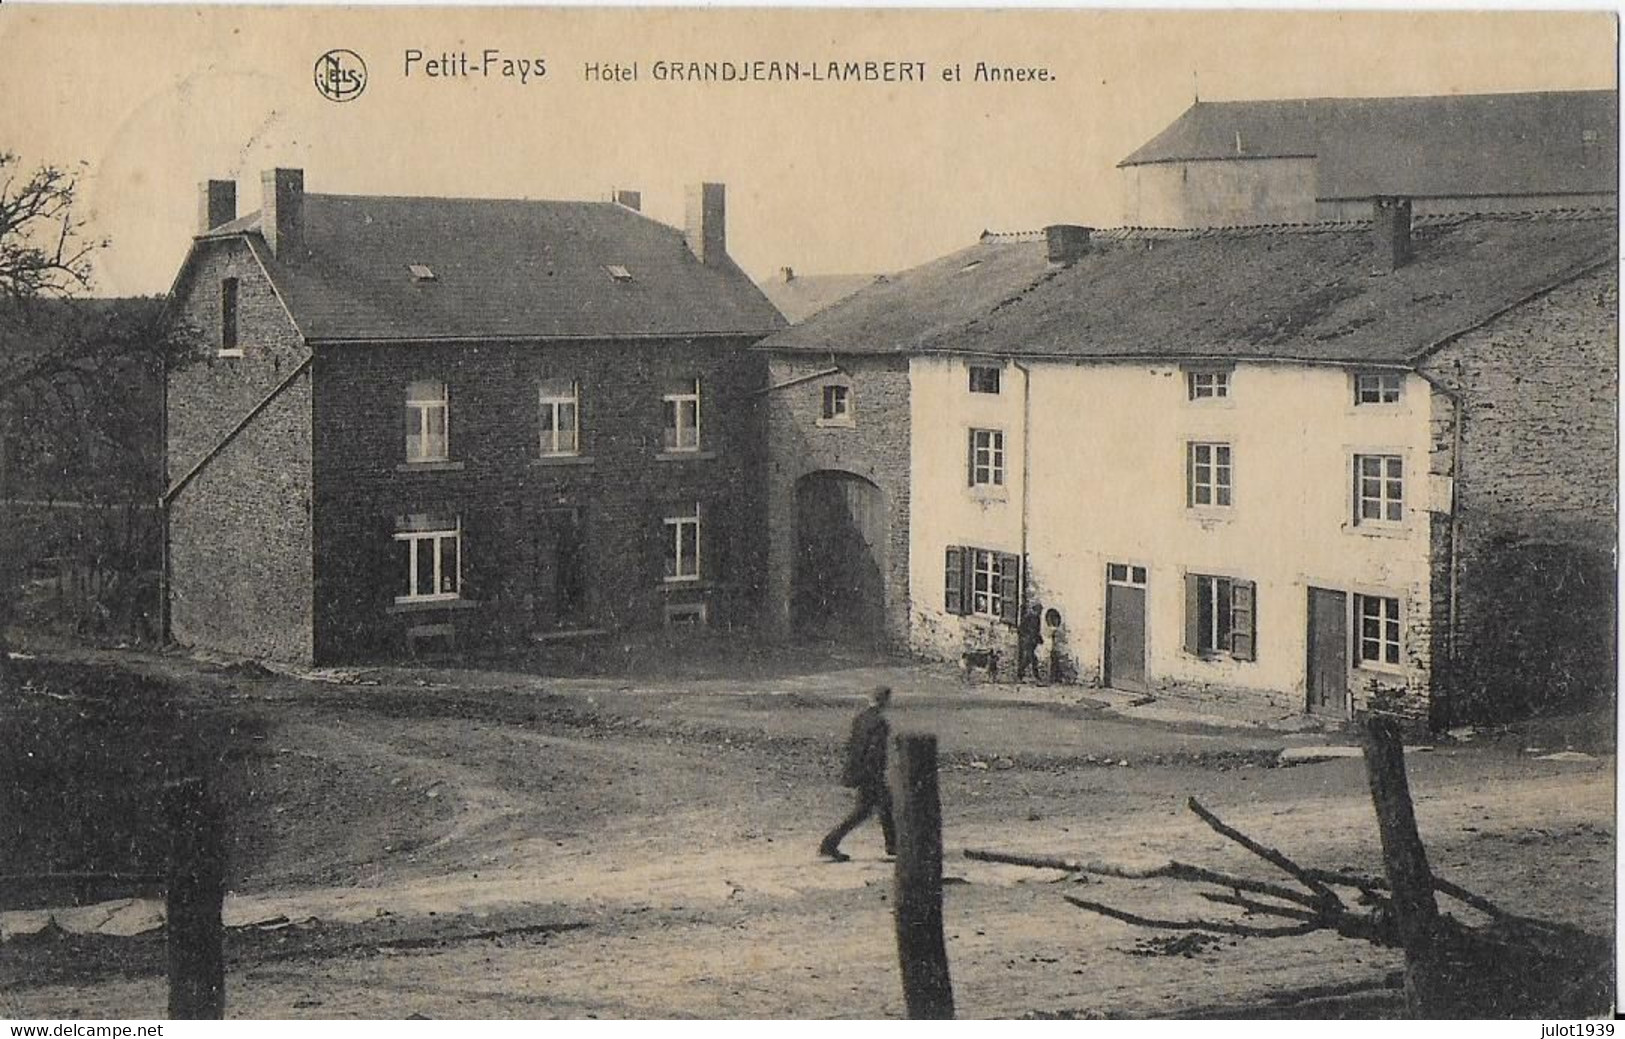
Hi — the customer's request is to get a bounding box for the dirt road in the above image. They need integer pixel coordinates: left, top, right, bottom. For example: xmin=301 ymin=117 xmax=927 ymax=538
xmin=1 ymin=647 xmax=1613 ymax=1018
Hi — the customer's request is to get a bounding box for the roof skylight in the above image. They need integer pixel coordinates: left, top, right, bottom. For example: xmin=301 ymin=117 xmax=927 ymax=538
xmin=408 ymin=264 xmax=437 ymax=281
xmin=605 ymin=264 xmax=633 ymax=281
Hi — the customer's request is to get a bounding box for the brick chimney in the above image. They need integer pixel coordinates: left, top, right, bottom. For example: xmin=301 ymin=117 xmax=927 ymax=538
xmin=198 ymin=179 xmax=236 ymax=234
xmin=613 ymin=189 xmax=642 ymax=212
xmin=1045 ymin=224 xmax=1093 ymax=265
xmin=780 ymin=266 xmax=795 ymax=283
xmin=685 ymin=183 xmax=726 ymax=266
xmin=261 ymin=168 xmax=305 ymax=259
xmin=1372 ymin=196 xmax=1412 ymax=272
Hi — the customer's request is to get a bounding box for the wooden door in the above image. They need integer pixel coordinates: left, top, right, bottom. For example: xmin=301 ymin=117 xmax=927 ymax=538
xmin=1306 ymin=587 xmax=1349 ymax=716
xmin=1104 ymin=564 xmax=1147 ymax=693
xmin=535 ymin=508 xmax=586 ymax=630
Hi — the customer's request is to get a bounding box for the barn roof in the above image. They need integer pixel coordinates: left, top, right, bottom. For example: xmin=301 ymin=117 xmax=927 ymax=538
xmin=758 ymin=210 xmax=1616 ymax=366
xmin=1119 ymin=90 xmax=1618 ymax=201
xmin=190 ymin=193 xmax=785 ymax=342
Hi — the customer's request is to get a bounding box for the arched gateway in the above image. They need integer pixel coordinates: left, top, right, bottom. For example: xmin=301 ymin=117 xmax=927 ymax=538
xmin=792 ymin=470 xmax=885 ymax=641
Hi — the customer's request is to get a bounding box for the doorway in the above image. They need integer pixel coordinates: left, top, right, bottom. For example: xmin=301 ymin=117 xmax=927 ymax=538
xmin=534 ymin=507 xmax=587 ymax=630
xmin=1104 ymin=563 xmax=1147 ymax=693
xmin=1306 ymin=586 xmax=1349 ymax=716
xmin=792 ymin=470 xmax=885 ymax=641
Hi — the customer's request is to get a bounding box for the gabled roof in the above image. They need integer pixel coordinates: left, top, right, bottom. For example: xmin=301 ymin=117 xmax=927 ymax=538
xmin=758 ymin=211 xmax=1617 ymax=366
xmin=191 ymin=194 xmax=786 ymax=342
xmin=758 ymin=272 xmax=885 ymax=324
xmin=1120 ymin=90 xmax=1618 ymax=200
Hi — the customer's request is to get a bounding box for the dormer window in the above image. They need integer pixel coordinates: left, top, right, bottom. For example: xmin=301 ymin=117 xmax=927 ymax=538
xmin=605 ymin=264 xmax=633 ymax=282
xmin=1354 ymin=372 xmax=1403 ymax=405
xmin=408 ymin=264 xmax=437 ymax=282
xmin=219 ymin=278 xmax=241 ymax=357
xmin=1187 ymin=369 xmax=1229 ymax=401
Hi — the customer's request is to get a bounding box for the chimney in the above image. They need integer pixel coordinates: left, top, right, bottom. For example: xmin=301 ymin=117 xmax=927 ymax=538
xmin=198 ymin=179 xmax=236 ymax=234
xmin=685 ymin=182 xmax=727 ymax=266
xmin=1372 ymin=196 xmax=1412 ymax=272
xmin=1045 ymin=224 xmax=1093 ymax=265
xmin=780 ymin=266 xmax=795 ymax=283
xmin=261 ymin=168 xmax=305 ymax=259
xmin=613 ymin=189 xmax=642 ymax=212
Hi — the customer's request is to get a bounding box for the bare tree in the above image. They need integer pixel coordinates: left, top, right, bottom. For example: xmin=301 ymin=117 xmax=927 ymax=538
xmin=0 ymin=153 xmax=102 ymax=304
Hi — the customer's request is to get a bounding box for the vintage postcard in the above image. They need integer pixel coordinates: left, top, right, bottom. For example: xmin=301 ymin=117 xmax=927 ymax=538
xmin=0 ymin=4 xmax=1616 ymax=1023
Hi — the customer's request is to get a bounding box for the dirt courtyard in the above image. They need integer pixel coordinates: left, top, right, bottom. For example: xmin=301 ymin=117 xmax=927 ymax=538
xmin=0 ymin=642 xmax=1614 ymax=1019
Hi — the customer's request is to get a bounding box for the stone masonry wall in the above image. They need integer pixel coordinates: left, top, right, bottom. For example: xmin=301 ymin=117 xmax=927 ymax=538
xmin=761 ymin=353 xmax=911 ymax=647
xmin=310 ymin=338 xmax=766 ymax=662
xmin=165 ymin=239 xmax=314 ymax=662
xmin=1419 ymin=263 xmax=1618 ymax=721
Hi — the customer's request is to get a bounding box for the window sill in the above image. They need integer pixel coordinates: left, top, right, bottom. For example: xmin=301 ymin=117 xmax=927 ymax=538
xmin=1185 ymin=506 xmax=1235 ymax=521
xmin=655 ymin=450 xmax=717 ymax=462
xmin=1342 ymin=521 xmax=1409 ymax=539
xmin=387 ymin=598 xmax=480 ymax=615
xmin=396 ymin=460 xmax=465 ymax=473
xmin=217 ymin=349 xmax=244 ymax=359
xmin=532 ymin=454 xmax=595 ymax=467
xmin=1354 ymin=661 xmax=1405 ymax=677
xmin=968 ymin=485 xmax=1009 ymax=502
xmin=815 ymin=417 xmax=855 ymax=429
xmin=660 ymin=579 xmax=714 ymax=591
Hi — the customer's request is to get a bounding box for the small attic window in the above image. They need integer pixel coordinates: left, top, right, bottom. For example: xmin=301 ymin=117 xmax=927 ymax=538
xmin=408 ymin=264 xmax=437 ymax=282
xmin=605 ymin=264 xmax=633 ymax=282
xmin=959 ymin=260 xmax=983 ymax=273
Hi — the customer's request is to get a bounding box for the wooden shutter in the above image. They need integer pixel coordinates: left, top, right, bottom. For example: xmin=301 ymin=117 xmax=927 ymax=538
xmin=998 ymin=553 xmax=1021 ymax=626
xmin=1183 ymin=573 xmax=1201 ymax=654
xmin=944 ymin=546 xmax=964 ymax=614
xmin=1230 ymin=580 xmax=1257 ymax=661
xmin=966 ymin=430 xmax=976 ymax=486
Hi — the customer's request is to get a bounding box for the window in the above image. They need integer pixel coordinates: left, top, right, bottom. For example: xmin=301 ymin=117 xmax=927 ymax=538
xmin=1187 ymin=370 xmax=1228 ymax=400
xmin=219 ymin=278 xmax=240 ymax=355
xmin=407 ymin=264 xmax=436 ymax=282
xmin=1354 ymin=372 xmax=1403 ymax=405
xmin=969 ymin=429 xmax=1006 ymax=487
xmin=1184 ymin=574 xmax=1256 ymax=660
xmin=1354 ymin=454 xmax=1404 ymax=524
xmin=1108 ymin=563 xmax=1147 ymax=587
xmin=1187 ymin=442 xmax=1232 ymax=507
xmin=1355 ymin=594 xmax=1402 ymax=668
xmin=404 ymin=380 xmax=449 ymax=463
xmin=605 ymin=264 xmax=632 ymax=282
xmin=394 ymin=515 xmax=461 ymax=603
xmin=663 ymin=504 xmax=700 ymax=582
xmin=968 ymin=365 xmax=1001 ymax=394
xmin=820 ymin=384 xmax=852 ymax=424
xmin=539 ymin=378 xmax=580 ymax=456
xmin=943 ymin=545 xmax=1020 ymax=623
xmin=662 ymin=377 xmax=701 ymax=452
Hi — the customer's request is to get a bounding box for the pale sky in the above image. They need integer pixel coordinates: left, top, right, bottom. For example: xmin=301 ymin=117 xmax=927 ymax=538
xmin=0 ymin=6 xmax=1616 ymax=297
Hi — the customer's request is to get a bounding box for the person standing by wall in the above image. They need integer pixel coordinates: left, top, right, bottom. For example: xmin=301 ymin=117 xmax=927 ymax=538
xmin=819 ymin=686 xmax=896 ymax=862
xmin=1016 ymin=600 xmax=1044 ymax=683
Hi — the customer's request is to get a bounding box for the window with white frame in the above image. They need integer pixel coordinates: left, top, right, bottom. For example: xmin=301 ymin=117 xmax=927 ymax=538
xmin=971 ymin=549 xmax=1005 ymax=617
xmin=1185 ymin=574 xmax=1256 ymax=660
xmin=943 ymin=545 xmax=1021 ymax=624
xmin=1187 ymin=369 xmax=1229 ymax=400
xmin=968 ymin=365 xmax=1001 ymax=394
xmin=663 ymin=504 xmax=700 ymax=582
xmin=538 ymin=378 xmax=580 ymax=456
xmin=394 ymin=515 xmax=461 ymax=603
xmin=662 ymin=377 xmax=701 ymax=452
xmin=1355 ymin=594 xmax=1402 ymax=668
xmin=404 ymin=380 xmax=449 ymax=463
xmin=969 ymin=429 xmax=1005 ymax=487
xmin=820 ymin=384 xmax=852 ymax=424
xmin=1354 ymin=454 xmax=1404 ymax=523
xmin=1187 ymin=442 xmax=1232 ymax=507
xmin=1354 ymin=372 xmax=1403 ymax=405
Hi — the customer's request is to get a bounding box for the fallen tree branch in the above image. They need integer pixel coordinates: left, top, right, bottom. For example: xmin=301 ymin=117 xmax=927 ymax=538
xmin=1187 ymin=797 xmax=1340 ymax=907
xmin=963 ymin=849 xmax=1325 ymax=910
xmin=1198 ymin=891 xmax=1321 ymax=922
xmin=1063 ymin=894 xmax=1320 ymax=938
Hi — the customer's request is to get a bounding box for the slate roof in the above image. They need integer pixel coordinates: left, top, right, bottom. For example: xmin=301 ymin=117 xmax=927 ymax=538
xmin=758 ymin=211 xmax=1617 ymax=366
xmin=1120 ymin=90 xmax=1618 ymax=201
xmin=758 ymin=272 xmax=885 ymax=324
xmin=193 ymin=194 xmax=786 ymax=342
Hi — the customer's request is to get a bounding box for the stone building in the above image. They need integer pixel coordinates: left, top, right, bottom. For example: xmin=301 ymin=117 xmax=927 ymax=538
xmin=163 ymin=170 xmax=783 ymax=663
xmin=758 ymin=204 xmax=1617 ymax=724
xmin=1119 ymin=90 xmax=1617 ymax=228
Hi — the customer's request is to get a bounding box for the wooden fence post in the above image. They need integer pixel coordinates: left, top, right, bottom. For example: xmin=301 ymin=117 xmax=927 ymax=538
xmin=166 ymin=776 xmax=225 ymax=1020
xmin=1360 ymin=715 xmax=1447 ymax=1015
xmin=890 ymin=733 xmax=954 ymax=1020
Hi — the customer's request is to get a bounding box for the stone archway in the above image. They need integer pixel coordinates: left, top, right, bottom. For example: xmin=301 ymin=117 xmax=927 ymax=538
xmin=792 ymin=470 xmax=885 ymax=642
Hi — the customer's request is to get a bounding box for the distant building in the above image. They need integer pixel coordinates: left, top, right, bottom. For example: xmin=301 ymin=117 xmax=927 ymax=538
xmin=758 ymin=203 xmax=1617 ymax=725
xmin=1119 ymin=90 xmax=1618 ymax=227
xmin=163 ymin=170 xmax=783 ymax=663
xmin=758 ymin=267 xmax=882 ymax=324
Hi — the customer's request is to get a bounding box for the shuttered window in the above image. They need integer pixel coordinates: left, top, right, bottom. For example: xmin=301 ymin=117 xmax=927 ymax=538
xmin=944 ymin=545 xmax=1021 ymax=625
xmin=1183 ymin=573 xmax=1256 ymax=661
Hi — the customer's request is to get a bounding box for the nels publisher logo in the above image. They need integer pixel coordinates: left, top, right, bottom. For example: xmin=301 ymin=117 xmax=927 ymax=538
xmin=314 ymin=49 xmax=367 ymax=102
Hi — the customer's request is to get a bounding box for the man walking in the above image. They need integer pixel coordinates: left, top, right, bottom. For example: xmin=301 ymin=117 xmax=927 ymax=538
xmin=1017 ymin=599 xmax=1044 ymax=683
xmin=819 ymin=686 xmax=896 ymax=862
